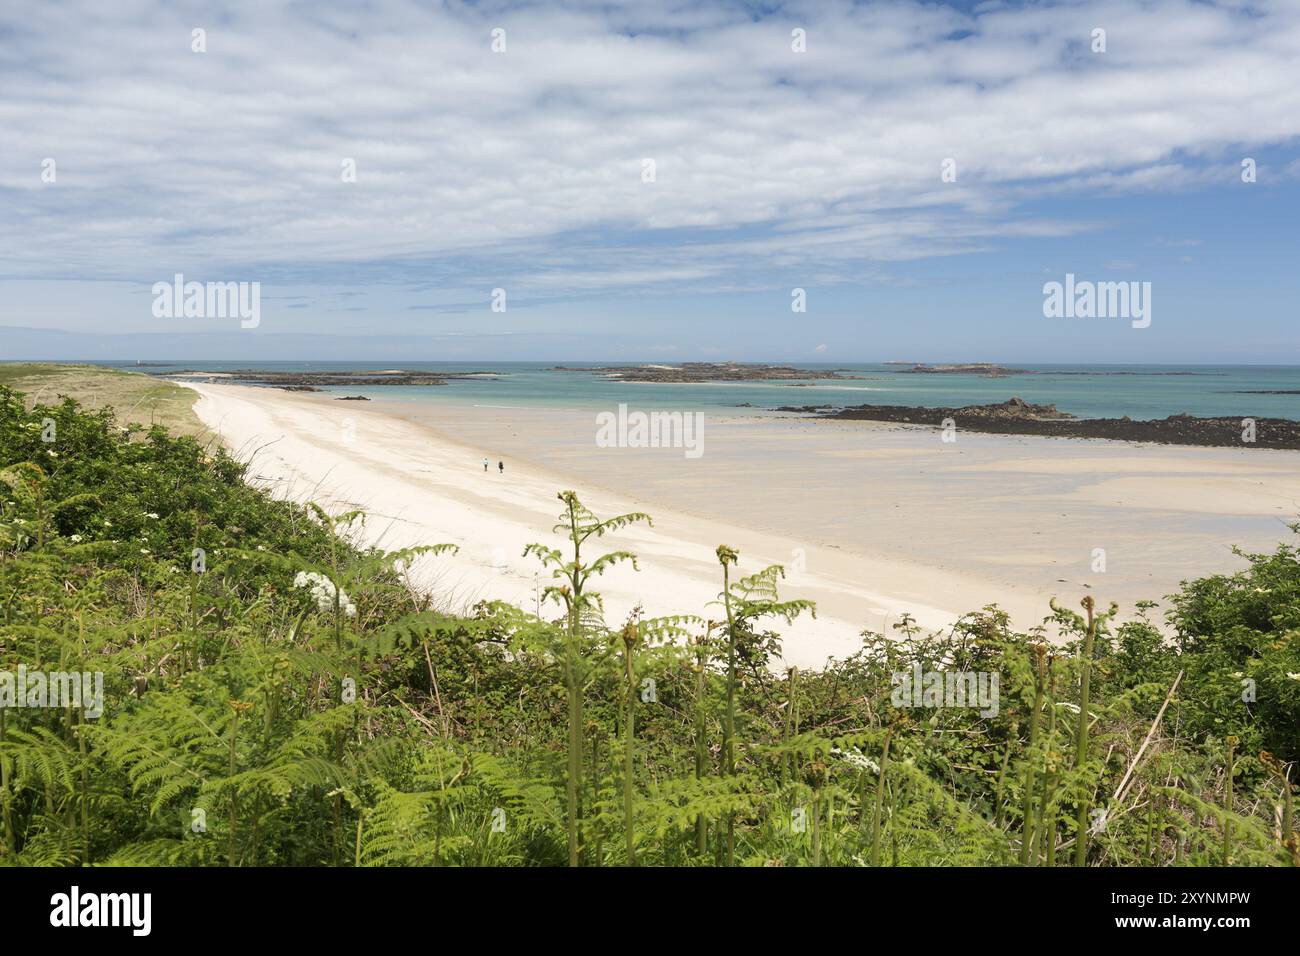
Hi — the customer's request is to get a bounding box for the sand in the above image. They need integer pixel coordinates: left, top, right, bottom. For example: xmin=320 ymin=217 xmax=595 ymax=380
xmin=183 ymin=382 xmax=1300 ymax=667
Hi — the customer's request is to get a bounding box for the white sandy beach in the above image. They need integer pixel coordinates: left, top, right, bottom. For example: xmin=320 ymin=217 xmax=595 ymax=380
xmin=185 ymin=382 xmax=1300 ymax=667
xmin=184 ymin=383 xmax=1053 ymax=666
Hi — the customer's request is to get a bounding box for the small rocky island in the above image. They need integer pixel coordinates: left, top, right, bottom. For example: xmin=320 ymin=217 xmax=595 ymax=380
xmin=550 ymin=362 xmax=857 ymax=383
xmin=895 ymin=363 xmax=1031 ymax=377
xmin=776 ymin=396 xmax=1300 ymax=449
xmin=888 ymin=364 xmax=1218 ymax=378
xmin=161 ymin=369 xmax=498 ymax=392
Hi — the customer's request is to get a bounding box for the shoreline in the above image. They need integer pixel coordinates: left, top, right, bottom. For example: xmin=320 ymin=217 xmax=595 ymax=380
xmin=182 ymin=380 xmax=1300 ymax=665
xmin=183 ymin=381 xmax=1070 ymax=667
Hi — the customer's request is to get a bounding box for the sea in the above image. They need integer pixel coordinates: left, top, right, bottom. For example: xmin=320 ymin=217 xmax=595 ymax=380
xmin=110 ymin=361 xmax=1300 ymax=422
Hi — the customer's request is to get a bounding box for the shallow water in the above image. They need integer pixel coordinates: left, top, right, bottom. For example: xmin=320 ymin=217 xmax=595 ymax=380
xmin=129 ymin=360 xmax=1300 ymax=420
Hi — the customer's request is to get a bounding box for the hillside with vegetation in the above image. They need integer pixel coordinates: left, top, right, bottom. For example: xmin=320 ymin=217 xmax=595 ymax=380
xmin=0 ymin=378 xmax=1296 ymax=866
xmin=0 ymin=364 xmax=202 ymax=436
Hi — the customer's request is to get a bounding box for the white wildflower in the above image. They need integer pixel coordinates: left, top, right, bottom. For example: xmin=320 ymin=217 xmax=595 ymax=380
xmin=69 ymin=534 xmax=82 ymax=543
xmin=832 ymin=746 xmax=880 ymax=775
xmin=293 ymin=570 xmax=357 ymax=618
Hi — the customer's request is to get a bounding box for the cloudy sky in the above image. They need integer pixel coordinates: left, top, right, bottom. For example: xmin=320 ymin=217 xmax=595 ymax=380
xmin=2 ymin=0 xmax=1298 ymax=362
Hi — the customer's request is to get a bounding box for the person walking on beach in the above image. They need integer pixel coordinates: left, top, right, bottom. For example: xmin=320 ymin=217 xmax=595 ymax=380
xmin=498 ymin=461 xmax=504 ymax=475
xmin=482 ymin=457 xmax=489 ymax=472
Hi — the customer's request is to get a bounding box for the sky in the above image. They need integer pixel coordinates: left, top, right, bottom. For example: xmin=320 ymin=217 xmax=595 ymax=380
xmin=1 ymin=0 xmax=1298 ymax=363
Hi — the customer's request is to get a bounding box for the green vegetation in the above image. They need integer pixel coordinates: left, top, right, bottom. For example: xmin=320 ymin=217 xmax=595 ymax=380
xmin=0 ymin=364 xmax=202 ymax=437
xmin=0 ymin=384 xmax=1297 ymax=866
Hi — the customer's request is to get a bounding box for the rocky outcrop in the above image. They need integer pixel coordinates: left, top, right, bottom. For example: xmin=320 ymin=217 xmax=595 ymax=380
xmin=897 ymin=363 xmax=1032 ymax=377
xmin=163 ymin=369 xmax=498 ymax=390
xmin=776 ymin=398 xmax=1300 ymax=449
xmin=550 ymin=363 xmax=856 ymax=383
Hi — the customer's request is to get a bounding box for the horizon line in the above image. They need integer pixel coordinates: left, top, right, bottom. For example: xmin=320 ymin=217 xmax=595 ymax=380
xmin=11 ymin=359 xmax=1300 ymax=369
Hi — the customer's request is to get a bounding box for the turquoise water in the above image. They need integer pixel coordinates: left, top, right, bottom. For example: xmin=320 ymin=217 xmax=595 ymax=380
xmin=121 ymin=361 xmax=1300 ymax=421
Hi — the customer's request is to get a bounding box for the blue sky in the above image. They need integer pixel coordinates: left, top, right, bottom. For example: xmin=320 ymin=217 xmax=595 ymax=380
xmin=2 ymin=0 xmax=1298 ymax=362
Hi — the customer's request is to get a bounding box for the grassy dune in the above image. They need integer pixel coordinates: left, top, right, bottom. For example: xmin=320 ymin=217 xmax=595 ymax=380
xmin=0 ymin=364 xmax=202 ymax=437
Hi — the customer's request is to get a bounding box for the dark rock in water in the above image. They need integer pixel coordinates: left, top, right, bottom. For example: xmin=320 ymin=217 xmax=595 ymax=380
xmin=956 ymin=396 xmax=1074 ymax=421
xmin=336 ymin=395 xmax=371 ymax=401
xmin=550 ymin=362 xmax=857 ymax=383
xmin=773 ymin=398 xmax=1300 ymax=449
xmin=162 ymin=369 xmax=475 ymax=388
xmin=895 ymin=363 xmax=1032 ymax=377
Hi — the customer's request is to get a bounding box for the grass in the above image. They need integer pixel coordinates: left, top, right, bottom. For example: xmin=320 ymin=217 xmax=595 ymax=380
xmin=0 ymin=363 xmax=202 ymax=437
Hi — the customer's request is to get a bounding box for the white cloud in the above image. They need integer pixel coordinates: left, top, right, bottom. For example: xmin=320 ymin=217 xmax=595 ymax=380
xmin=1 ymin=0 xmax=1298 ymax=299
